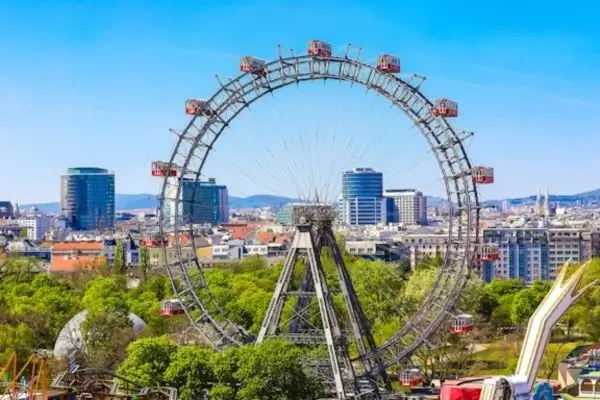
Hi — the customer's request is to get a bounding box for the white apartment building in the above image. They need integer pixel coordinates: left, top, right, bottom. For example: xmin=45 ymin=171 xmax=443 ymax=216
xmin=400 ymin=226 xmax=449 ymax=267
xmin=547 ymin=228 xmax=583 ymax=278
xmin=397 ymin=226 xmax=589 ymax=283
xmin=384 ymin=189 xmax=427 ymax=225
xmin=482 ymin=227 xmax=585 ymax=283
xmin=17 ymin=215 xmax=52 ymax=241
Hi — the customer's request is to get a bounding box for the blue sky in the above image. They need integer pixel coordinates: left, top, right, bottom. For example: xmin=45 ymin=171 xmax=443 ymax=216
xmin=1 ymin=0 xmax=598 ymax=203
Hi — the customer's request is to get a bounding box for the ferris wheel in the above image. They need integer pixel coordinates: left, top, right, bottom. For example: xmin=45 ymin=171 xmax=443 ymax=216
xmin=154 ymin=39 xmax=496 ymax=398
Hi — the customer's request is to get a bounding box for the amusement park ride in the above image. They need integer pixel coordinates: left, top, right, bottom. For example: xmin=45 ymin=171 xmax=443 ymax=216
xmin=440 ymin=260 xmax=597 ymax=400
xmin=0 ymin=352 xmax=178 ymax=400
xmin=0 ymin=351 xmax=49 ymax=400
xmin=149 ymin=38 xmax=502 ymax=399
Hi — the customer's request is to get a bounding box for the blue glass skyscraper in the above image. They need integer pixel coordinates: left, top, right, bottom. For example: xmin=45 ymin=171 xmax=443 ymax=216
xmin=180 ymin=178 xmax=229 ymax=224
xmin=341 ymin=168 xmax=384 ymax=225
xmin=60 ymin=167 xmax=115 ymax=230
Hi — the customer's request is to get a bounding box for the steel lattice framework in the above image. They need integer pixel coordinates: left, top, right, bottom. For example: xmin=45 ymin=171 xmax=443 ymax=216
xmin=158 ymin=44 xmax=480 ymax=371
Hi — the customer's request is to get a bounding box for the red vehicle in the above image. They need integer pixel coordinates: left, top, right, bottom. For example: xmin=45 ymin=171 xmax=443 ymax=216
xmin=185 ymin=99 xmax=215 ymax=116
xmin=451 ymin=314 xmax=474 ymax=334
xmin=141 ymin=234 xmax=167 ymax=248
xmin=440 ymin=377 xmax=488 ymax=400
xmin=159 ymin=299 xmax=185 ymax=317
xmin=399 ymin=367 xmax=423 ymax=387
xmin=376 ymin=54 xmax=401 ymax=74
xmin=240 ymin=56 xmax=266 ymax=75
xmin=433 ymin=98 xmax=459 ymax=117
xmin=476 ymin=244 xmax=500 ymax=262
xmin=472 ymin=166 xmax=494 ymax=184
xmin=151 ymin=161 xmax=177 ymax=177
xmin=308 ymin=40 xmax=333 ymax=57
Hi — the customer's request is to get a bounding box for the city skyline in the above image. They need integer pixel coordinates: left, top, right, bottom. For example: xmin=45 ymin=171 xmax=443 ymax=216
xmin=1 ymin=0 xmax=598 ymax=203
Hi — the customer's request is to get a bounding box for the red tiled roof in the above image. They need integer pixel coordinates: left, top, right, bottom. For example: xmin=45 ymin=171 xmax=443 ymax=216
xmin=275 ymin=234 xmax=291 ymax=244
xmin=257 ymin=232 xmax=276 ymax=244
xmin=51 ymin=242 xmax=103 ymax=251
xmin=50 ymin=255 xmax=107 ymax=272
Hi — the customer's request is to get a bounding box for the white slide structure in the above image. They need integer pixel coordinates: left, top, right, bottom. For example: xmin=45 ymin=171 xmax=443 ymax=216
xmin=479 ymin=260 xmax=596 ymax=400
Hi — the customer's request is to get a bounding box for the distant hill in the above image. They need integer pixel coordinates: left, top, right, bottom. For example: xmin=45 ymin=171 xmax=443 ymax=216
xmin=574 ymin=188 xmax=600 ymax=198
xmin=22 ymin=194 xmax=158 ymax=213
xmin=228 ymin=194 xmax=298 ymax=209
xmin=21 ymin=193 xmax=300 ymax=213
xmin=19 ymin=188 xmax=600 ymax=213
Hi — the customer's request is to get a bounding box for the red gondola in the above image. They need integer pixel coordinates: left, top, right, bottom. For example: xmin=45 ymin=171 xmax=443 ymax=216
xmin=472 ymin=166 xmax=494 ymax=184
xmin=308 ymin=40 xmax=333 ymax=57
xmin=432 ymin=99 xmax=459 ymax=117
xmin=159 ymin=299 xmax=185 ymax=317
xmin=476 ymin=244 xmax=500 ymax=262
xmin=141 ymin=234 xmax=167 ymax=248
xmin=399 ymin=367 xmax=423 ymax=387
xmin=451 ymin=314 xmax=474 ymax=334
xmin=376 ymin=54 xmax=401 ymax=74
xmin=151 ymin=161 xmax=177 ymax=177
xmin=185 ymin=99 xmax=215 ymax=116
xmin=240 ymin=56 xmax=266 ymax=76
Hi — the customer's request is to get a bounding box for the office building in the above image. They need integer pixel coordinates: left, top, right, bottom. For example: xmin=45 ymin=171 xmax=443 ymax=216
xmin=163 ymin=177 xmax=229 ymax=225
xmin=0 ymin=201 xmax=14 ymax=219
xmin=384 ymin=189 xmax=427 ymax=225
xmin=60 ymin=167 xmax=115 ymax=231
xmin=182 ymin=177 xmax=229 ymax=224
xmin=341 ymin=168 xmax=384 ymax=226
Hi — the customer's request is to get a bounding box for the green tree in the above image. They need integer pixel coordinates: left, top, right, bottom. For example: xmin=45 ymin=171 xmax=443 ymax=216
xmin=476 ymin=290 xmax=499 ymax=321
xmin=113 ymin=240 xmax=126 ymax=275
xmin=139 ymin=245 xmax=150 ymax=280
xmin=401 ymin=264 xmax=438 ymax=314
xmin=163 ymin=346 xmax=215 ymax=400
xmin=230 ymin=340 xmax=321 ymax=400
xmin=81 ymin=277 xmax=134 ymax=369
xmin=118 ymin=336 xmax=177 ymax=386
xmin=3 ymin=273 xmax=81 ymax=346
xmin=414 ymin=329 xmax=476 ymax=382
xmin=0 ymin=323 xmax=37 ymax=364
xmin=485 ymin=279 xmax=524 ymax=298
xmin=511 ymin=281 xmax=551 ymax=325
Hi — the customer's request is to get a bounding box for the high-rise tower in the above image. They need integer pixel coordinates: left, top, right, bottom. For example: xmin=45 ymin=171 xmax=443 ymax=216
xmin=340 ymin=168 xmax=384 ymax=226
xmin=60 ymin=167 xmax=115 ymax=231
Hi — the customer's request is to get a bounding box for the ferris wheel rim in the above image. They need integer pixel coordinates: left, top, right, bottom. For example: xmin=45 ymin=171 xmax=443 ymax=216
xmin=158 ymin=47 xmax=481 ymax=361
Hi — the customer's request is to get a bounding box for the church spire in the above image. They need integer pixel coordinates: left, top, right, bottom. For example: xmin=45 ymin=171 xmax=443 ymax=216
xmin=544 ymin=186 xmax=550 ymax=219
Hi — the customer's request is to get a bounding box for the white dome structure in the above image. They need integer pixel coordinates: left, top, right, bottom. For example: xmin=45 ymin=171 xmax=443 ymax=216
xmin=53 ymin=310 xmax=146 ymax=359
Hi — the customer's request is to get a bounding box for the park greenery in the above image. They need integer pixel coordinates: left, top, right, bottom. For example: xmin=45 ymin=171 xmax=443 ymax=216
xmin=2 ymin=252 xmax=600 ymax=398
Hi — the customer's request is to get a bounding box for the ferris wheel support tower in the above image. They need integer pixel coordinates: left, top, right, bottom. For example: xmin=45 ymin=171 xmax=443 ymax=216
xmin=256 ymin=204 xmax=390 ymax=398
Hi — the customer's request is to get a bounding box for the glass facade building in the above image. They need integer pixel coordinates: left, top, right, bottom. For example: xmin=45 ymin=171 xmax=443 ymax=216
xmin=177 ymin=178 xmax=229 ymax=225
xmin=60 ymin=167 xmax=115 ymax=231
xmin=341 ymin=168 xmax=384 ymax=226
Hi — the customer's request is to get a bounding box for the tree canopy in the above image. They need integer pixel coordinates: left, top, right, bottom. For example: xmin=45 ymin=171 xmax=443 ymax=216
xmin=1 ymin=254 xmax=600 ymax=398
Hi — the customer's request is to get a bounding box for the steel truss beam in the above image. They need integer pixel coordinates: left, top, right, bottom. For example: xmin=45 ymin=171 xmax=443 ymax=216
xmin=158 ymin=50 xmax=480 ymax=364
xmin=256 ymin=221 xmax=388 ymax=399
